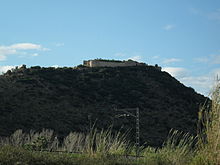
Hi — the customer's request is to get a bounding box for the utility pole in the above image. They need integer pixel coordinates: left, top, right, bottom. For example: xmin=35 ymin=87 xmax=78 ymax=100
xmin=88 ymin=114 xmax=92 ymax=132
xmin=114 ymin=107 xmax=140 ymax=159
xmin=136 ymin=107 xmax=140 ymax=158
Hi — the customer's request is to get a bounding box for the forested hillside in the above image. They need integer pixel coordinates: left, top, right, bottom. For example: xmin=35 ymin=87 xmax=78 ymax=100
xmin=0 ymin=65 xmax=207 ymax=146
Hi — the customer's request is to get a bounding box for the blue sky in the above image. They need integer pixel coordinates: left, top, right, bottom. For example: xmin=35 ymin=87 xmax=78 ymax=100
xmin=0 ymin=0 xmax=220 ymax=95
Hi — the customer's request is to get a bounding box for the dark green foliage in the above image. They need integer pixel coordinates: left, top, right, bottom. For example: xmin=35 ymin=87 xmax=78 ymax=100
xmin=0 ymin=65 xmax=208 ymax=146
xmin=24 ymin=136 xmax=48 ymax=151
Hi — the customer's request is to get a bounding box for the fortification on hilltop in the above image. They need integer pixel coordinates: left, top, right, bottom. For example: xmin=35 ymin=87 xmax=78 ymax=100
xmin=83 ymin=59 xmax=162 ymax=70
xmin=83 ymin=59 xmax=145 ymax=67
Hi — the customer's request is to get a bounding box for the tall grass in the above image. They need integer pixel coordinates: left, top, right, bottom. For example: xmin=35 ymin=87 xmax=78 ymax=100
xmin=92 ymin=128 xmax=129 ymax=156
xmin=141 ymin=130 xmax=196 ymax=165
xmin=62 ymin=132 xmax=85 ymax=153
xmin=0 ymin=129 xmax=59 ymax=151
xmin=0 ymin=128 xmax=135 ymax=164
xmin=62 ymin=126 xmax=130 ymax=157
xmin=0 ymin=127 xmax=130 ymax=157
xmin=159 ymin=130 xmax=196 ymax=165
xmin=193 ymin=82 xmax=220 ymax=165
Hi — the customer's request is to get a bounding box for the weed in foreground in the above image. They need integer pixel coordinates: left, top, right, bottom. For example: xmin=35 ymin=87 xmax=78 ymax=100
xmin=193 ymin=83 xmax=220 ymax=165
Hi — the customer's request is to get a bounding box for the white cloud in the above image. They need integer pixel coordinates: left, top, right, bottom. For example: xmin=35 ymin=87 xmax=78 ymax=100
xmin=162 ymin=67 xmax=188 ymax=78
xmin=180 ymin=76 xmax=213 ymax=89
xmin=114 ymin=52 xmax=126 ymax=57
xmin=10 ymin=43 xmax=42 ymax=50
xmin=189 ymin=8 xmax=220 ymax=22
xmin=128 ymin=55 xmax=142 ymax=62
xmin=208 ymin=9 xmax=220 ymax=21
xmin=194 ymin=57 xmax=209 ymax=63
xmin=180 ymin=76 xmax=213 ymax=95
xmin=210 ymin=54 xmax=220 ymax=64
xmin=152 ymin=55 xmax=160 ymax=59
xmin=163 ymin=24 xmax=176 ymax=31
xmin=162 ymin=58 xmax=182 ymax=64
xmin=189 ymin=7 xmax=200 ymax=15
xmin=51 ymin=65 xmax=59 ymax=68
xmin=0 ymin=43 xmax=48 ymax=61
xmin=195 ymin=54 xmax=220 ymax=64
xmin=55 ymin=43 xmax=64 ymax=47
xmin=0 ymin=65 xmax=16 ymax=74
xmin=0 ymin=46 xmax=17 ymax=61
xmin=31 ymin=53 xmax=39 ymax=57
xmin=163 ymin=66 xmax=220 ymax=96
xmin=0 ymin=55 xmax=6 ymax=61
xmin=179 ymin=68 xmax=220 ymax=96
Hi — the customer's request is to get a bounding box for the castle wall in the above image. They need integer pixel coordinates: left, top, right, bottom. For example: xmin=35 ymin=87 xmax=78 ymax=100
xmin=83 ymin=59 xmax=161 ymax=70
xmin=92 ymin=61 xmax=136 ymax=67
xmin=83 ymin=60 xmax=144 ymax=67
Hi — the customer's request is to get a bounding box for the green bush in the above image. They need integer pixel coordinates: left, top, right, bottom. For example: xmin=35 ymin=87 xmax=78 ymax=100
xmin=24 ymin=136 xmax=48 ymax=151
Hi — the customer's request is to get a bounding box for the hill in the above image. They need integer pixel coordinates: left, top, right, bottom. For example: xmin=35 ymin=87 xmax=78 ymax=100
xmin=0 ymin=65 xmax=207 ymax=146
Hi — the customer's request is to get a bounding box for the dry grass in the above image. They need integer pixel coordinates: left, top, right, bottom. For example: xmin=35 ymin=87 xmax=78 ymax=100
xmin=0 ymin=127 xmax=130 ymax=157
xmin=62 ymin=127 xmax=130 ymax=157
xmin=0 ymin=129 xmax=59 ymax=151
xmin=194 ymin=82 xmax=220 ymax=165
xmin=141 ymin=130 xmax=196 ymax=165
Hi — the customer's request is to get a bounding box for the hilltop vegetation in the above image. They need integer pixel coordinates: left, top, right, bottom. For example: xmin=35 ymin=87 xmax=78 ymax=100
xmin=0 ymin=65 xmax=207 ymax=146
xmin=0 ymin=84 xmax=219 ymax=165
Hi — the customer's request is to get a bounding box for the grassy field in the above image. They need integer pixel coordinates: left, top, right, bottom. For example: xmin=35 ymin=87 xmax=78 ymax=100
xmin=0 ymin=83 xmax=219 ymax=165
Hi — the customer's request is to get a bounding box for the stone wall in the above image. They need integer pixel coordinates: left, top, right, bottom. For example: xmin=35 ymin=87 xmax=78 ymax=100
xmin=83 ymin=60 xmax=144 ymax=67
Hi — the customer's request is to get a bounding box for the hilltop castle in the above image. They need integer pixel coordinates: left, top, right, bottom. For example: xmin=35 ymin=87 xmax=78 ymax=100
xmin=83 ymin=59 xmax=162 ymax=71
xmin=83 ymin=59 xmax=145 ymax=67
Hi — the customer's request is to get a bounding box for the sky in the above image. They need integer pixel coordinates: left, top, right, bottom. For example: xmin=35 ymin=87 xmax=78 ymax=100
xmin=0 ymin=0 xmax=220 ymax=96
